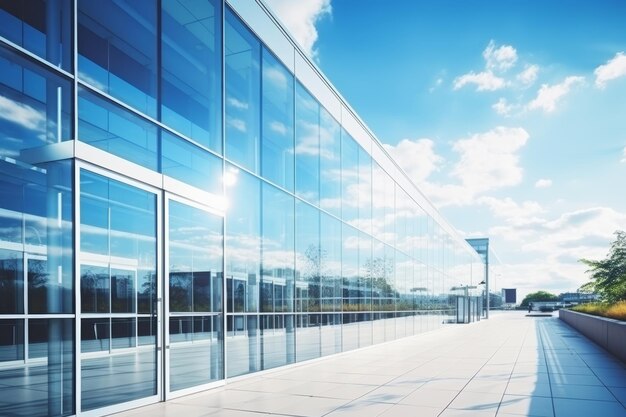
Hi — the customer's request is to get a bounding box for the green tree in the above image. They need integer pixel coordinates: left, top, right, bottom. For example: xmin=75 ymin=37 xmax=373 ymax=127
xmin=520 ymin=291 xmax=558 ymax=307
xmin=579 ymin=230 xmax=626 ymax=303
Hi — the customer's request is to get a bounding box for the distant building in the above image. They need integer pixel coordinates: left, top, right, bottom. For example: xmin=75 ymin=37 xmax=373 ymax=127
xmin=559 ymin=292 xmax=600 ymax=304
xmin=502 ymin=288 xmax=517 ymax=304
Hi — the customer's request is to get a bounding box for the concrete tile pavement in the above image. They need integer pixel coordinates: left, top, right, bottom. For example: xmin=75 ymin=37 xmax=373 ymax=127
xmin=112 ymin=312 xmax=626 ymax=417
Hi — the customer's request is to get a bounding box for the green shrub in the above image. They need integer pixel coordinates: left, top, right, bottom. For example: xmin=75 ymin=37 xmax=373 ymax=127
xmin=571 ymin=301 xmax=626 ymax=321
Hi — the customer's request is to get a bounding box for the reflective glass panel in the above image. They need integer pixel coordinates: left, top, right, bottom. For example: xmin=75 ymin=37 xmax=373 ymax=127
xmin=78 ymin=0 xmax=157 ymax=117
xmin=320 ymin=213 xmax=341 ymax=312
xmin=0 ymin=45 xmax=72 ymax=158
xmin=261 ymin=183 xmax=294 ymax=313
xmin=225 ymin=9 xmax=260 ymax=173
xmin=295 ymin=82 xmax=320 ymax=205
xmin=0 ymin=160 xmax=73 ymax=314
xmin=0 ymin=0 xmax=72 ymax=70
xmin=0 ymin=249 xmax=22 ymax=314
xmin=168 ymin=199 xmax=224 ymax=390
xmin=161 ymin=0 xmax=222 ymax=152
xmin=162 ymin=132 xmax=223 ymax=194
xmin=341 ymin=131 xmax=359 ymax=224
xmin=319 ymin=108 xmax=341 ymax=217
xmin=295 ymin=201 xmax=319 ymax=313
xmin=225 ymin=166 xmax=260 ymax=313
xmin=261 ymin=49 xmax=294 ymax=190
xmin=78 ymin=87 xmax=159 ymax=171
xmin=260 ymin=313 xmax=294 ymax=370
xmin=296 ymin=313 xmax=320 ymax=362
xmin=0 ymin=318 xmax=74 ymax=416
xmin=358 ymin=147 xmax=372 ymax=234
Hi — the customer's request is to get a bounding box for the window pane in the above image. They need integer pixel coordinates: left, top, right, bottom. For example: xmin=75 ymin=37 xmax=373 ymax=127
xmin=261 ymin=49 xmax=294 ymax=190
xmin=261 ymin=183 xmax=294 ymax=313
xmin=295 ymin=83 xmax=320 ymax=204
xmin=0 ymin=0 xmax=72 ymax=70
xmin=1 ymin=318 xmax=74 ymax=416
xmin=358 ymin=147 xmax=372 ymax=234
xmin=169 ymin=200 xmax=223 ymax=314
xmin=225 ymin=9 xmax=260 ymax=173
xmin=78 ymin=0 xmax=157 ymax=117
xmin=80 ymin=265 xmax=109 ymax=313
xmin=295 ymin=201 xmax=319 ymax=313
xmin=0 ymin=45 xmax=72 ymax=158
xmin=261 ymin=314 xmax=294 ymax=369
xmin=78 ymin=87 xmax=159 ymax=171
xmin=296 ymin=313 xmax=320 ymax=362
xmin=225 ymin=166 xmax=260 ymax=313
xmin=320 ymin=213 xmax=341 ymax=312
xmin=341 ymin=131 xmax=358 ymax=223
xmin=162 ymin=132 xmax=223 ymax=194
xmin=319 ymin=107 xmax=340 ymax=217
xmin=0 ymin=249 xmax=22 ymax=314
xmin=161 ymin=0 xmax=222 ymax=152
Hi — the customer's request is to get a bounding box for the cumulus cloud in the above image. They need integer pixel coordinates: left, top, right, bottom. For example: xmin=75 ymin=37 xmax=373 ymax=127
xmin=453 ymin=71 xmax=506 ymax=91
xmin=477 ymin=196 xmax=544 ymax=222
xmin=451 ymin=126 xmax=529 ymax=193
xmin=594 ymin=51 xmax=626 ymax=89
xmin=387 ymin=127 xmax=530 ymax=208
xmin=492 ymin=98 xmax=515 ymax=116
xmin=383 ymin=138 xmax=443 ymax=184
xmin=527 ymin=76 xmax=584 ymax=113
xmin=454 ymin=41 xmax=521 ymax=92
xmin=534 ymin=179 xmax=552 ymax=188
xmin=264 ymin=0 xmax=332 ymax=58
xmin=517 ymin=64 xmax=539 ymax=86
xmin=483 ymin=40 xmax=518 ymax=71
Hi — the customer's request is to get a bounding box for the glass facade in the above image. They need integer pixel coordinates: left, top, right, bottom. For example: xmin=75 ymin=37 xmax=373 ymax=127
xmin=0 ymin=1 xmax=484 ymax=415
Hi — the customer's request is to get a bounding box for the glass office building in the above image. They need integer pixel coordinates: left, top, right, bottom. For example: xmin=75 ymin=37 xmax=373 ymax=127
xmin=0 ymin=0 xmax=484 ymax=415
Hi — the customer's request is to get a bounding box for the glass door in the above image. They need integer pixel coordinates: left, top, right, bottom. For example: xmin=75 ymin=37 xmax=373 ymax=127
xmin=165 ymin=196 xmax=224 ymax=396
xmin=78 ymin=168 xmax=161 ymax=413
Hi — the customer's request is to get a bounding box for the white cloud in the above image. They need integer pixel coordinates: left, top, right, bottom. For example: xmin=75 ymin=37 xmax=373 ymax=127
xmin=517 ymin=64 xmax=539 ymax=86
xmin=226 ymin=117 xmax=247 ymax=133
xmin=269 ymin=120 xmax=287 ymax=136
xmin=387 ymin=127 xmax=530 ymax=208
xmin=621 ymin=146 xmax=626 ymax=163
xmin=227 ymin=97 xmax=249 ymax=110
xmin=527 ymin=76 xmax=584 ymax=113
xmin=535 ymin=179 xmax=552 ymax=188
xmin=264 ymin=0 xmax=332 ymax=59
xmin=483 ymin=40 xmax=518 ymax=71
xmin=0 ymin=95 xmax=45 ymax=131
xmin=492 ymin=98 xmax=514 ymax=116
xmin=477 ymin=196 xmax=544 ymax=223
xmin=453 ymin=71 xmax=506 ymax=91
xmin=383 ymin=138 xmax=443 ymax=184
xmin=594 ymin=51 xmax=626 ymax=89
xmin=451 ymin=126 xmax=529 ymax=193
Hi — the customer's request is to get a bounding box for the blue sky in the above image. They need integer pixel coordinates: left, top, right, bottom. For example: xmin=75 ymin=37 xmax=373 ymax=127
xmin=265 ymin=0 xmax=626 ymax=300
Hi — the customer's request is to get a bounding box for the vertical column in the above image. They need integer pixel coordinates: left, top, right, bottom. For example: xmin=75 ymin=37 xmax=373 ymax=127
xmin=46 ymin=164 xmax=63 ymax=416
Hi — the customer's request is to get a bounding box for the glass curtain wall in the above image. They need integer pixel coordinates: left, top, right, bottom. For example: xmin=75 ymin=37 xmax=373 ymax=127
xmin=0 ymin=1 xmax=485 ymax=414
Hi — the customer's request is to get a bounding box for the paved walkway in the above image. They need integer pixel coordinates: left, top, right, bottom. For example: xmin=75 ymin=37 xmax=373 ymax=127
xmin=113 ymin=312 xmax=626 ymax=417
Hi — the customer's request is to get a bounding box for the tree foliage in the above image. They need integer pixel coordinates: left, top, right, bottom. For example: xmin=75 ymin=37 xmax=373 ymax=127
xmin=520 ymin=291 xmax=558 ymax=307
xmin=579 ymin=230 xmax=626 ymax=303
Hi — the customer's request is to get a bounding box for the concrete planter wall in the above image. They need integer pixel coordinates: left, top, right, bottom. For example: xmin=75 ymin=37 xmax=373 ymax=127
xmin=559 ymin=309 xmax=626 ymax=363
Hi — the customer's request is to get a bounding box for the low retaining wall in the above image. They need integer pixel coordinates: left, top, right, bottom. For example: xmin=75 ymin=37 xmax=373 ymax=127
xmin=559 ymin=309 xmax=626 ymax=363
